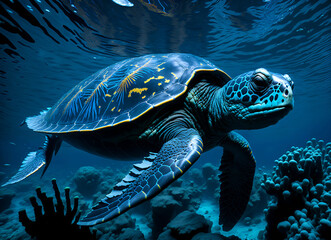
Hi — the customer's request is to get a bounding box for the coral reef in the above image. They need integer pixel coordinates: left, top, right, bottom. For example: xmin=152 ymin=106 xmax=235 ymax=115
xmin=0 ymin=188 xmax=15 ymax=213
xmin=0 ymin=160 xmax=269 ymax=240
xmin=19 ymin=179 xmax=96 ymax=240
xmin=73 ymin=166 xmax=102 ymax=197
xmin=149 ymin=178 xmax=201 ymax=238
xmin=157 ymin=210 xmax=240 ymax=240
xmin=192 ymin=233 xmax=241 ymax=240
xmin=201 ymin=163 xmax=220 ymax=199
xmin=262 ymin=138 xmax=331 ymax=240
xmin=166 ymin=210 xmax=212 ymax=239
xmin=116 ymin=228 xmax=145 ymax=240
xmin=95 ymin=213 xmax=145 ymax=240
xmin=0 ymin=209 xmax=28 ymax=240
xmin=157 ymin=210 xmax=212 ymax=240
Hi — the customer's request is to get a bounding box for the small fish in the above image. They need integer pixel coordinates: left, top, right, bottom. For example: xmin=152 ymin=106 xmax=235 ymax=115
xmin=112 ymin=0 xmax=134 ymax=7
xmin=4 ymin=164 xmax=10 ymax=167
xmin=9 ymin=142 xmax=16 ymax=145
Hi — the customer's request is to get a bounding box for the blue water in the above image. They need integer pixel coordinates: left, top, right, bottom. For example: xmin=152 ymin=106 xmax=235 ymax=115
xmin=0 ymin=0 xmax=330 ymax=238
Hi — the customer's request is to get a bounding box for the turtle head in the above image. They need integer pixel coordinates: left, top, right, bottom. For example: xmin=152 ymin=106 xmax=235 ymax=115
xmin=217 ymin=68 xmax=294 ymax=130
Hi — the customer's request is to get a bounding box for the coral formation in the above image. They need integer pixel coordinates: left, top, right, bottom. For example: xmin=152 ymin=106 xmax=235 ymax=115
xmin=157 ymin=210 xmax=240 ymax=240
xmin=0 ymin=188 xmax=15 ymax=213
xmin=1 ymin=160 xmax=268 ymax=240
xmin=96 ymin=213 xmax=144 ymax=240
xmin=192 ymin=233 xmax=241 ymax=240
xmin=262 ymin=138 xmax=331 ymax=240
xmin=166 ymin=210 xmax=212 ymax=239
xmin=73 ymin=166 xmax=102 ymax=197
xmin=116 ymin=228 xmax=145 ymax=240
xmin=201 ymin=163 xmax=220 ymax=199
xmin=150 ymin=178 xmax=201 ymax=238
xmin=158 ymin=210 xmax=212 ymax=240
xmin=19 ymin=179 xmax=96 ymax=240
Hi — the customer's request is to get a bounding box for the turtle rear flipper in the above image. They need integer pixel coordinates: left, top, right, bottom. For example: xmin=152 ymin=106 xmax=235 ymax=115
xmin=219 ymin=131 xmax=256 ymax=231
xmin=2 ymin=135 xmax=61 ymax=187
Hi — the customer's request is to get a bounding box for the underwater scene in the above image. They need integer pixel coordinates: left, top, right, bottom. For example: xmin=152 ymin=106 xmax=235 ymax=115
xmin=0 ymin=0 xmax=330 ymax=239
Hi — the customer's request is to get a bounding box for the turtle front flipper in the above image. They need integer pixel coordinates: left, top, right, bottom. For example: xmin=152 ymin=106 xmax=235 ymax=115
xmin=78 ymin=129 xmax=203 ymax=226
xmin=219 ymin=131 xmax=256 ymax=231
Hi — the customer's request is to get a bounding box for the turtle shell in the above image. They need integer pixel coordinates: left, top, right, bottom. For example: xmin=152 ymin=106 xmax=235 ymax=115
xmin=26 ymin=53 xmax=231 ymax=133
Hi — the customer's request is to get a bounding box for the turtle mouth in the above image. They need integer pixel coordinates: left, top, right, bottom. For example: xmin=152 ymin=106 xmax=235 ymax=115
xmin=246 ymin=104 xmax=293 ymax=119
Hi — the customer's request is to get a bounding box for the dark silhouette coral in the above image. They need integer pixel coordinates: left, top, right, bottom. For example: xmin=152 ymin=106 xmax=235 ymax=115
xmin=18 ymin=179 xmax=96 ymax=240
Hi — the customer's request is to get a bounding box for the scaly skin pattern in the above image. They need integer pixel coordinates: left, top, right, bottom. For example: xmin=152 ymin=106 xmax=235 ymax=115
xmin=210 ymin=68 xmax=294 ymax=131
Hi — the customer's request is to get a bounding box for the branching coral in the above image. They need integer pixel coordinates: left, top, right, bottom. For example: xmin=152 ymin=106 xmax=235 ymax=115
xmin=19 ymin=179 xmax=96 ymax=240
xmin=262 ymin=139 xmax=331 ymax=240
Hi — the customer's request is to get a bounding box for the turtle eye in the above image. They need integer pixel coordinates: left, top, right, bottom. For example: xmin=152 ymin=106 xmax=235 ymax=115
xmin=251 ymin=72 xmax=270 ymax=92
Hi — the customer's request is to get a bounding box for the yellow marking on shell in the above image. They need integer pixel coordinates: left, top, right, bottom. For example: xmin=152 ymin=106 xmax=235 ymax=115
xmin=128 ymin=88 xmax=148 ymax=97
xmin=62 ymin=88 xmax=83 ymax=114
xmin=197 ymin=151 xmax=201 ymax=155
xmin=176 ymin=166 xmax=183 ymax=174
xmin=105 ymin=94 xmax=111 ymax=97
xmin=54 ymin=69 xmax=107 ymax=117
xmin=117 ymin=59 xmax=152 ymax=94
xmin=157 ymin=184 xmax=161 ymax=189
xmin=85 ymin=71 xmax=114 ymax=104
xmin=165 ymin=79 xmax=170 ymax=83
xmin=118 ymin=109 xmax=121 ymax=112
xmin=142 ymin=96 xmax=146 ymax=99
xmin=39 ymin=69 xmax=230 ymax=134
xmin=196 ymin=138 xmax=204 ymax=147
xmin=153 ymin=92 xmax=156 ymax=95
xmin=98 ymin=106 xmax=101 ymax=108
xmin=111 ymin=107 xmax=115 ymax=111
xmin=157 ymin=62 xmax=166 ymax=72
xmin=198 ymin=145 xmax=203 ymax=151
xmin=128 ymin=201 xmax=131 ymax=208
xmin=118 ymin=209 xmax=121 ymax=214
xmin=144 ymin=76 xmax=155 ymax=84
xmin=186 ymin=159 xmax=192 ymax=165
xmin=172 ymin=172 xmax=175 ymax=179
xmin=158 ymin=83 xmax=162 ymax=86
xmin=114 ymin=91 xmax=117 ymax=94
xmin=50 ymin=86 xmax=76 ymax=117
xmin=171 ymin=72 xmax=178 ymax=79
xmin=157 ymin=62 xmax=165 ymax=67
xmin=144 ymin=75 xmax=164 ymax=84
xmin=142 ymin=191 xmax=147 ymax=199
xmin=102 ymin=219 xmax=105 ymax=222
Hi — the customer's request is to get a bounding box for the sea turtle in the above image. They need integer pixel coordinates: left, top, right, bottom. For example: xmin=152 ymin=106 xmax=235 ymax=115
xmin=2 ymin=53 xmax=294 ymax=230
